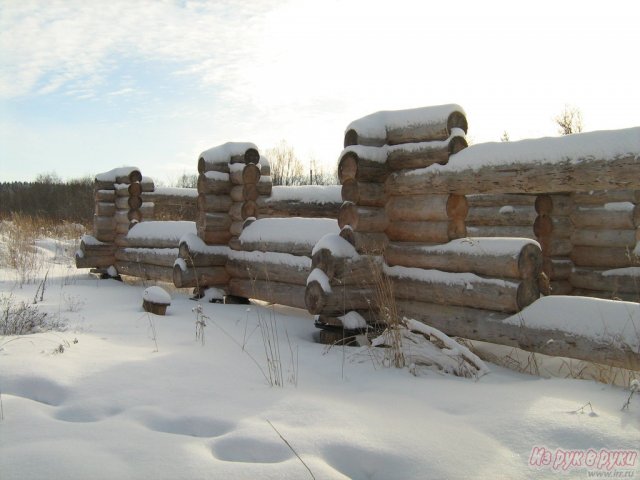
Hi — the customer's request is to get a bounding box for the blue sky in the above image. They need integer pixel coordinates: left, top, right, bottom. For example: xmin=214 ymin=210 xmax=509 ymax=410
xmin=1 ymin=0 xmax=639 ymax=183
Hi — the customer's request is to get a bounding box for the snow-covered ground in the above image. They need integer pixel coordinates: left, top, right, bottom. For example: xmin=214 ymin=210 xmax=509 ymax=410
xmin=0 ymin=236 xmax=638 ymax=479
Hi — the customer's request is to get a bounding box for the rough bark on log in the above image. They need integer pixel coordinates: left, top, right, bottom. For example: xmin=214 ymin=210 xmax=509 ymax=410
xmin=466 ymin=193 xmax=536 ymax=207
xmin=95 ymin=189 xmax=116 ymax=202
xmin=229 ymin=164 xmax=260 ymax=185
xmin=305 ymin=280 xmax=375 ymax=315
xmin=535 ymin=194 xmax=573 ymax=216
xmin=197 ymin=174 xmax=232 ymax=195
xmin=572 ymin=190 xmax=640 ymax=205
xmin=570 ymin=206 xmax=638 ymax=230
xmin=179 ymin=242 xmax=228 ymax=267
xmin=465 ymin=225 xmax=536 ymax=239
xmin=338 ymin=203 xmax=388 ymax=232
xmin=197 ymin=228 xmax=232 ymax=246
xmin=172 ymin=263 xmax=230 ymax=288
xmin=311 ymin=249 xmax=378 ymax=286
xmin=230 ymin=184 xmax=259 ymax=202
xmin=197 ymin=194 xmax=233 ymax=213
xmin=115 ymin=261 xmax=174 ymax=283
xmin=542 ymin=257 xmax=573 ymax=280
xmin=570 ymin=267 xmax=640 ymax=294
xmin=229 ymin=201 xmax=258 ymax=222
xmin=197 ymin=158 xmax=230 ymax=175
xmin=94 ymin=215 xmax=116 ymax=231
xmin=75 ymin=252 xmax=115 ymax=269
xmin=93 ymin=229 xmax=116 ymax=243
xmin=533 ymin=216 xmax=573 ymax=238
xmin=231 ymin=238 xmax=312 ymax=256
xmin=389 ymin=274 xmax=538 ymax=313
xmin=94 ymin=180 xmax=115 ymax=191
xmin=257 ymin=198 xmax=341 ymax=219
xmin=386 ymin=136 xmax=468 ymax=171
xmin=257 ymin=180 xmax=273 ymax=197
xmin=570 ymin=229 xmax=637 ymax=248
xmin=548 ymin=280 xmax=573 ymax=295
xmin=95 ymin=202 xmax=116 ymax=217
xmin=229 ymin=278 xmax=308 ymax=309
xmin=225 ymin=258 xmax=310 ymax=285
xmin=115 ymin=248 xmax=179 ymax=267
xmin=386 ymin=220 xmax=465 ymax=243
xmin=538 ymin=237 xmax=572 ymax=257
xmin=339 ymin=227 xmax=388 ymax=254
xmin=338 ymin=151 xmax=388 ymax=184
xmin=385 ymin=241 xmax=542 ymax=279
xmin=571 ymin=246 xmax=640 ymax=268
xmin=395 ymin=300 xmax=640 ymax=370
xmin=197 ymin=212 xmax=232 ymax=232
xmin=386 ymin=194 xmax=468 ymax=222
xmin=80 ymin=239 xmax=115 ymax=256
xmin=386 ymin=155 xmax=640 ymax=196
xmin=341 ymin=179 xmax=386 ymax=207
xmin=467 ymin=205 xmax=537 ymax=227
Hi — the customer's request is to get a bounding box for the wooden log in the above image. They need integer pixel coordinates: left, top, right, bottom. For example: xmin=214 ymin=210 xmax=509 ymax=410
xmin=142 ymin=191 xmax=197 ymax=209
xmin=465 ymin=225 xmax=536 ymax=239
xmin=548 ymin=280 xmax=573 ymax=295
xmin=115 ymin=169 xmax=142 ymax=184
xmin=571 ymin=205 xmax=638 ymax=230
xmin=395 ymin=300 xmax=639 ymax=370
xmin=386 ymin=155 xmax=640 ymax=196
xmin=338 ymin=151 xmax=388 ymax=184
xmin=80 ymin=238 xmax=115 ymax=256
xmin=229 ymin=221 xmax=244 ymax=237
xmin=386 ymin=194 xmax=468 ymax=222
xmin=139 ymin=202 xmax=154 ymax=220
xmin=341 ymin=179 xmax=386 ymax=207
xmin=197 ymin=193 xmax=233 ymax=213
xmin=230 ymin=278 xmax=308 ymax=310
xmin=225 ymin=257 xmax=310 ymax=285
xmin=388 ymin=270 xmax=539 ymax=313
xmin=339 ymin=226 xmax=388 ymax=254
xmin=94 ymin=179 xmax=115 ymax=191
xmin=114 ymin=195 xmax=143 ymax=210
xmin=94 ymin=189 xmax=116 ymax=202
xmin=257 ymin=198 xmax=342 ymax=219
xmin=311 ymin=249 xmax=378 ymax=286
xmin=257 ymin=179 xmax=273 ymax=197
xmin=198 ymin=148 xmax=259 ymax=174
xmin=535 ymin=194 xmax=573 ymax=216
xmin=467 ymin=205 xmax=537 ymax=227
xmin=533 ymin=215 xmax=573 ymax=238
xmin=197 ymin=159 xmax=230 ymax=175
xmin=229 ymin=164 xmax=260 ymax=185
xmin=571 ymin=228 xmax=637 ymax=248
xmin=571 ymin=246 xmax=640 ymax=268
xmin=344 ymin=107 xmax=468 ymax=147
xmin=570 ymin=267 xmax=640 ymax=294
xmin=93 ymin=229 xmax=116 ymax=243
xmin=229 ymin=201 xmax=258 ymax=221
xmin=197 ymin=229 xmax=233 ymax=245
xmin=230 ymin=184 xmax=259 ymax=202
xmin=115 ymin=261 xmax=174 ymax=283
xmin=94 ymin=215 xmax=116 ymax=231
xmin=338 ymin=203 xmax=388 ymax=232
xmin=386 ymin=220 xmax=465 ymax=243
xmin=542 ymin=257 xmax=573 ymax=280
xmin=115 ymin=222 xmax=131 ymax=235
xmin=197 ymin=212 xmax=232 ymax=232
xmin=172 ymin=263 xmax=230 ymax=288
xmin=95 ymin=202 xmax=116 ymax=216
xmin=538 ymin=237 xmax=572 ymax=257
xmin=386 ymin=136 xmax=468 ymax=171
xmin=197 ymin=173 xmax=231 ymax=195
xmin=179 ymin=240 xmax=228 ymax=267
xmin=127 ymin=209 xmax=143 ymax=223
xmin=572 ymin=190 xmax=640 ymax=205
xmin=385 ymin=240 xmax=542 ymax=279
xmin=75 ymin=252 xmax=115 ymax=269
xmin=115 ymin=248 xmax=179 ymax=267
xmin=305 ymin=280 xmax=375 ymax=315
xmin=260 ymin=162 xmax=271 ymax=177
xmin=467 ymin=193 xmax=536 ymax=207
xmin=570 ymin=288 xmax=639 ymax=303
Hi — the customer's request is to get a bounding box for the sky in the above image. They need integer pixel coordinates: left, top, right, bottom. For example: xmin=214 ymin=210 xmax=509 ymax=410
xmin=1 ymin=0 xmax=639 ymax=184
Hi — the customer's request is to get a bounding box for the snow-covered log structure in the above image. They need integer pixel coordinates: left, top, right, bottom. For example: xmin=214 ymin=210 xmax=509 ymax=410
xmin=76 ymin=106 xmax=640 ymax=370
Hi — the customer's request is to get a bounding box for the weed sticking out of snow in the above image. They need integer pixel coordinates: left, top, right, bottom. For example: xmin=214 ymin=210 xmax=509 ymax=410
xmin=0 ymin=293 xmax=66 ymax=335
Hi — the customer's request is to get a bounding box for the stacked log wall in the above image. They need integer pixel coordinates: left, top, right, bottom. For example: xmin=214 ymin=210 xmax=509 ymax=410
xmin=568 ymin=190 xmax=640 ymax=301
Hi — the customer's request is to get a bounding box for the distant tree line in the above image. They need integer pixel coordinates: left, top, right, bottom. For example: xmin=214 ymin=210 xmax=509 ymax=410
xmin=0 ymin=173 xmax=94 ymax=225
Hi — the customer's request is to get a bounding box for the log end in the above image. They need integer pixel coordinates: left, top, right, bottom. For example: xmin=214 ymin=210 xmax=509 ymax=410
xmin=241 ymin=200 xmax=258 ymax=220
xmin=344 ymin=129 xmax=358 ymax=148
xmin=142 ymin=299 xmax=168 ymax=315
xmin=244 ymin=148 xmax=260 ymax=164
xmin=129 ymin=170 xmax=143 ymax=184
xmin=305 ymin=280 xmax=327 ymax=315
xmin=534 ymin=194 xmax=553 ymax=215
xmin=447 ymin=111 xmax=468 ymax=135
xmin=516 ymin=280 xmax=540 ymax=310
xmin=338 ymin=201 xmax=358 ymax=230
xmin=533 ymin=215 xmax=553 ymax=237
xmin=338 ymin=152 xmax=358 ymax=184
xmin=197 ymin=157 xmax=206 ymax=175
xmin=341 ymin=178 xmax=358 ymax=204
xmin=448 ymin=135 xmax=468 ymax=157
xmin=242 ymin=164 xmax=261 ymax=185
xmin=517 ymin=243 xmax=543 ymax=280
xmin=446 ymin=194 xmax=469 ymax=219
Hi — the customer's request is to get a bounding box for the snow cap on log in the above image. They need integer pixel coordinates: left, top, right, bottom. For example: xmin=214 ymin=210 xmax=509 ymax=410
xmin=142 ymin=286 xmax=171 ymax=315
xmin=198 ymin=142 xmax=260 ymax=173
xmin=344 ymin=104 xmax=467 ymax=147
xmin=95 ymin=167 xmax=142 ymax=184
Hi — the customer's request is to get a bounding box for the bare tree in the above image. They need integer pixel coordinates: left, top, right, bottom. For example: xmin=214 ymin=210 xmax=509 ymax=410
xmin=172 ymin=173 xmax=197 ymax=188
xmin=266 ymin=140 xmax=305 ymax=186
xmin=555 ymin=105 xmax=584 ymax=135
xmin=500 ymin=131 xmax=510 ymax=142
